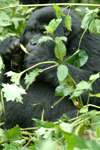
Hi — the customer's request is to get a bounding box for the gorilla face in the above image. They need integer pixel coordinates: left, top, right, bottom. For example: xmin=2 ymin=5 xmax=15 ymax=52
xmin=20 ymin=7 xmax=80 ymax=71
xmin=20 ymin=8 xmax=66 ymax=54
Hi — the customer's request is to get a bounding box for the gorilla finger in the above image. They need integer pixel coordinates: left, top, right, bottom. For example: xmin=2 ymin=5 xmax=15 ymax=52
xmin=6 ymin=49 xmax=13 ymax=58
xmin=13 ymin=39 xmax=20 ymax=50
xmin=3 ymin=55 xmax=10 ymax=60
xmin=10 ymin=39 xmax=20 ymax=53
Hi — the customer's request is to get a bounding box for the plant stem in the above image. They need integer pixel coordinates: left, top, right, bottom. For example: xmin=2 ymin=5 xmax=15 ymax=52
xmin=78 ymin=9 xmax=100 ymax=50
xmin=20 ymin=61 xmax=59 ymax=77
xmin=1 ymin=3 xmax=100 ymax=11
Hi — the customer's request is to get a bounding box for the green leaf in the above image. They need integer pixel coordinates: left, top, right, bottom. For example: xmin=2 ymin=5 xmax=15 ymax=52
xmin=37 ymin=127 xmax=53 ymax=139
xmin=81 ymin=8 xmax=100 ymax=34
xmin=76 ymin=80 xmax=92 ymax=91
xmin=5 ymin=125 xmax=21 ymax=142
xmin=91 ymin=113 xmax=100 ymax=130
xmin=59 ymin=36 xmax=67 ymax=42
xmin=45 ymin=19 xmax=62 ymax=34
xmin=53 ymin=3 xmax=61 ymax=19
xmin=59 ymin=122 xmax=73 ymax=133
xmin=63 ymin=86 xmax=74 ymax=96
xmin=70 ymin=90 xmax=83 ymax=98
xmin=53 ymin=3 xmax=61 ymax=11
xmin=2 ymin=83 xmax=26 ymax=103
xmin=57 ymin=65 xmax=68 ymax=82
xmin=94 ymin=19 xmax=100 ymax=34
xmin=0 ymin=20 xmax=12 ymax=27
xmin=90 ymin=93 xmax=100 ymax=98
xmin=55 ymin=84 xmax=74 ymax=96
xmin=78 ymin=50 xmax=88 ymax=67
xmin=56 ymin=11 xmax=61 ymax=19
xmin=0 ymin=128 xmax=5 ymax=137
xmin=33 ymin=119 xmax=47 ymax=127
xmin=6 ymin=71 xmax=23 ymax=85
xmin=81 ymin=8 xmax=95 ymax=29
xmin=55 ymin=84 xmax=65 ymax=96
xmin=55 ymin=38 xmax=66 ymax=61
xmin=11 ymin=18 xmax=25 ymax=29
xmin=5 ymin=71 xmax=16 ymax=77
xmin=79 ymin=107 xmax=88 ymax=114
xmin=49 ymin=19 xmax=62 ymax=31
xmin=11 ymin=139 xmax=26 ymax=148
xmin=25 ymin=68 xmax=42 ymax=89
xmin=96 ymin=127 xmax=100 ymax=138
xmin=65 ymin=49 xmax=88 ymax=68
xmin=89 ymin=72 xmax=100 ymax=82
xmin=65 ymin=15 xmax=72 ymax=31
xmin=0 ymin=11 xmax=10 ymax=20
xmin=4 ymin=144 xmax=15 ymax=150
xmin=37 ymin=36 xmax=53 ymax=43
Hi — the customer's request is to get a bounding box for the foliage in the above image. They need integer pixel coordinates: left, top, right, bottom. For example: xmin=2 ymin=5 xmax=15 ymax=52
xmin=81 ymin=7 xmax=100 ymax=34
xmin=0 ymin=0 xmax=34 ymax=41
xmin=0 ymin=0 xmax=100 ymax=149
xmin=1 ymin=113 xmax=100 ymax=149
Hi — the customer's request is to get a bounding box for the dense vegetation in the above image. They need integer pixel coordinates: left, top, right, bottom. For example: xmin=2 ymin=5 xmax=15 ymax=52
xmin=0 ymin=0 xmax=100 ymax=149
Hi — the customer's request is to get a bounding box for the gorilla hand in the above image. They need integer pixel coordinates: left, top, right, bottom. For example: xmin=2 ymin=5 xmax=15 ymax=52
xmin=0 ymin=37 xmax=24 ymax=70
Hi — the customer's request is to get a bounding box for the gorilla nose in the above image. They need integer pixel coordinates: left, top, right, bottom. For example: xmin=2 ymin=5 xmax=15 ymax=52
xmin=30 ymin=40 xmax=37 ymax=46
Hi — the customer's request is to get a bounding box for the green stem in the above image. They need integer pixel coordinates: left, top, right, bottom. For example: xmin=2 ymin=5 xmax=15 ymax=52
xmin=53 ymin=136 xmax=64 ymax=144
xmin=87 ymin=90 xmax=90 ymax=105
xmin=68 ymin=74 xmax=76 ymax=85
xmin=79 ymin=95 xmax=83 ymax=107
xmin=19 ymin=61 xmax=59 ymax=78
xmin=52 ymin=33 xmax=64 ymax=64
xmin=51 ymin=96 xmax=65 ymax=108
xmin=78 ymin=9 xmax=100 ymax=50
xmin=1 ymin=91 xmax=5 ymax=114
xmin=1 ymin=3 xmax=100 ymax=11
xmin=84 ymin=104 xmax=100 ymax=110
xmin=67 ymin=74 xmax=83 ymax=108
xmin=75 ymin=120 xmax=90 ymax=136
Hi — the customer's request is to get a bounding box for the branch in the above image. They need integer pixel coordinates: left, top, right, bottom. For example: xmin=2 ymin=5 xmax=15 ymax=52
xmin=1 ymin=3 xmax=100 ymax=10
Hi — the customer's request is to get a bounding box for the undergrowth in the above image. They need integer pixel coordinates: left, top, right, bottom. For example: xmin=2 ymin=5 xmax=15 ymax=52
xmin=0 ymin=1 xmax=100 ymax=149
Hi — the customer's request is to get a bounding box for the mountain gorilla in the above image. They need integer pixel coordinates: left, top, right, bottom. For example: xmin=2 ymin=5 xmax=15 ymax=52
xmin=0 ymin=7 xmax=100 ymax=129
xmin=19 ymin=0 xmax=68 ymax=4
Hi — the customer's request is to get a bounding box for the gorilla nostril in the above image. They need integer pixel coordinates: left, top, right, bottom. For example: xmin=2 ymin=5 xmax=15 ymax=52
xmin=33 ymin=43 xmax=37 ymax=46
xmin=30 ymin=40 xmax=37 ymax=46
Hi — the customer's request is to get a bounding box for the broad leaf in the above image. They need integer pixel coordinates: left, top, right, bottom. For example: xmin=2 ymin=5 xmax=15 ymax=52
xmin=76 ymin=80 xmax=92 ymax=91
xmin=25 ymin=68 xmax=42 ymax=89
xmin=55 ymin=84 xmax=74 ymax=96
xmin=45 ymin=19 xmax=62 ymax=34
xmin=4 ymin=125 xmax=21 ymax=142
xmin=65 ymin=49 xmax=88 ymax=68
xmin=57 ymin=65 xmax=68 ymax=82
xmin=65 ymin=15 xmax=72 ymax=31
xmin=55 ymin=38 xmax=66 ymax=61
xmin=37 ymin=36 xmax=53 ymax=43
xmin=2 ymin=83 xmax=26 ymax=103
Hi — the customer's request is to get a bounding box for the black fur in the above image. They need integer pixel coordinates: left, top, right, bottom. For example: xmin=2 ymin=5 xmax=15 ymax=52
xmin=0 ymin=7 xmax=100 ymax=129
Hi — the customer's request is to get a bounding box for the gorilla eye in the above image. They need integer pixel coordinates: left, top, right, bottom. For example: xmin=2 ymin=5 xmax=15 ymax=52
xmin=32 ymin=30 xmax=35 ymax=33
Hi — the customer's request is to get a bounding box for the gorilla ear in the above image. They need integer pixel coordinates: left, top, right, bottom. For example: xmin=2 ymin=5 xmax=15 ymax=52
xmin=64 ymin=30 xmax=70 ymax=37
